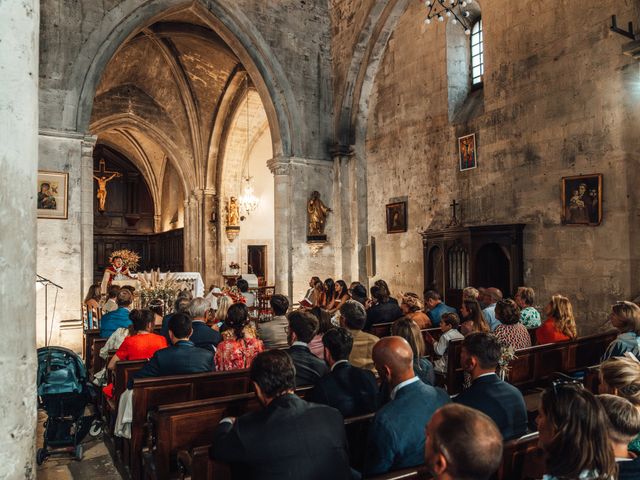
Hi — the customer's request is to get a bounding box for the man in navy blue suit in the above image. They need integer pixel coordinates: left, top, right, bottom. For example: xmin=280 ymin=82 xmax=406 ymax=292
xmin=454 ymin=332 xmax=527 ymax=440
xmin=364 ymin=336 xmax=450 ymax=476
xmin=130 ymin=313 xmax=214 ymax=387
xmin=310 ymin=327 xmax=378 ymax=417
xmin=187 ymin=297 xmax=222 ymax=352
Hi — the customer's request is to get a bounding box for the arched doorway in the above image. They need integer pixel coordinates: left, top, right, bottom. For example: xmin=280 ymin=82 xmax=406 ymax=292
xmin=475 ymin=243 xmax=511 ymax=297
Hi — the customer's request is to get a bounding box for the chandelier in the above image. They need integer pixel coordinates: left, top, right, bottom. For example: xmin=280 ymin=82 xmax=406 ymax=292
xmin=423 ymin=0 xmax=474 ymax=34
xmin=239 ymin=176 xmax=259 ymax=216
xmin=238 ymin=74 xmax=259 ymax=217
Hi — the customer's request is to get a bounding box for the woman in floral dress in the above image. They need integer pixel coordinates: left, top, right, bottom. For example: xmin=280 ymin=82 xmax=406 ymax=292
xmin=215 ymin=303 xmax=264 ymax=371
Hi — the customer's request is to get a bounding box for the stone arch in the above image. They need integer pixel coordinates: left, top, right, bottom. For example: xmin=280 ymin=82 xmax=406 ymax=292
xmin=73 ymin=0 xmax=300 ymax=159
xmin=91 ymin=113 xmax=192 ymax=194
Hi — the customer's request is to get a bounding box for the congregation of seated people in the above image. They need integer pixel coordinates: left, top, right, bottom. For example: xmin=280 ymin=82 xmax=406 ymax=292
xmin=84 ymin=278 xmax=640 ymax=479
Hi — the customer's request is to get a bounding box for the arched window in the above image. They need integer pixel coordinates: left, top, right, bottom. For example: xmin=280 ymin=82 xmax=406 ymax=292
xmin=470 ymin=18 xmax=484 ymax=85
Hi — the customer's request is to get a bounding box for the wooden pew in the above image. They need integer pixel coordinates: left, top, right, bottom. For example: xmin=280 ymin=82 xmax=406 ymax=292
xmin=128 ymin=369 xmax=252 ymax=480
xmin=103 ymin=359 xmax=148 ymax=432
xmin=172 ymin=395 xmax=374 ymax=480
xmin=442 ymin=330 xmax=617 ymax=394
xmin=495 ymin=432 xmax=545 ymax=480
xmin=83 ymin=328 xmax=102 ymax=367
xmin=146 ymin=386 xmax=313 ymax=480
xmin=90 ymin=337 xmax=108 ymax=376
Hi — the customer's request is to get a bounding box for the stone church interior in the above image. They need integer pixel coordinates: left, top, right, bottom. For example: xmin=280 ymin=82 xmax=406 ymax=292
xmin=1 ymin=0 xmax=640 ymax=478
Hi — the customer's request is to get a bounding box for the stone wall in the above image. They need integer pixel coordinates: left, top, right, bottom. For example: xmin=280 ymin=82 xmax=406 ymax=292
xmin=0 ymin=1 xmax=39 ymax=477
xmin=361 ymin=0 xmax=640 ymax=333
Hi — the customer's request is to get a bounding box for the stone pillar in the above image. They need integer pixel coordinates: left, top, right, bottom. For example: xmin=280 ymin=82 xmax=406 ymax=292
xmin=0 ymin=0 xmax=39 ymax=477
xmin=268 ymin=157 xmax=293 ymax=298
xmin=201 ymin=189 xmax=218 ymax=287
xmin=81 ymin=136 xmax=97 ymax=297
xmin=268 ymin=156 xmax=335 ymax=301
xmin=183 ymin=198 xmax=191 ymax=270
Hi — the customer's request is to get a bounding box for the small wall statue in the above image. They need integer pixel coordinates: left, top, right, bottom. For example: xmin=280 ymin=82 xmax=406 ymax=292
xmin=307 ymin=190 xmax=331 ymax=241
xmin=225 ymin=196 xmax=240 ymax=242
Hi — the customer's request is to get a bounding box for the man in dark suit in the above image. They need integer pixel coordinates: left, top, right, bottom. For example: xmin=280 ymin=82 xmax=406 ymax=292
xmin=161 ymin=293 xmax=192 ymax=342
xmin=130 ymin=313 xmax=214 ymax=387
xmin=211 ymin=350 xmax=352 ymax=480
xmin=454 ymin=332 xmax=527 ymax=440
xmin=286 ymin=310 xmax=328 ymax=386
xmin=425 ymin=404 xmax=503 ymax=480
xmin=188 ymin=297 xmax=222 ymax=351
xmin=364 ymin=337 xmax=450 ymax=476
xmin=310 ymin=327 xmax=378 ymax=417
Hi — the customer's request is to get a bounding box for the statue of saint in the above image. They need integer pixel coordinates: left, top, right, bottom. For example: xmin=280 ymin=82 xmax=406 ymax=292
xmin=227 ymin=196 xmax=240 ymax=227
xmin=307 ymin=191 xmax=331 ymax=236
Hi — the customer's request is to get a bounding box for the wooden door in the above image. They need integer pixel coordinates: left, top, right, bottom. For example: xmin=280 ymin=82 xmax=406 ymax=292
xmin=247 ymin=245 xmax=267 ymax=282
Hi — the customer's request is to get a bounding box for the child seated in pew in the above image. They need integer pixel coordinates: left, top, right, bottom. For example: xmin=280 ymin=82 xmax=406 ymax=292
xmin=598 ymin=394 xmax=640 ymax=479
xmin=427 ymin=312 xmax=464 ymax=374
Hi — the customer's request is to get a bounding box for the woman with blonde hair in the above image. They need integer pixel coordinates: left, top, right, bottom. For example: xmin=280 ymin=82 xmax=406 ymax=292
xmin=400 ymin=292 xmax=431 ymax=329
xmin=536 ymin=294 xmax=577 ymax=345
xmin=212 ymin=295 xmax=231 ymax=329
xmin=462 ymin=287 xmax=479 ymax=302
xmin=600 ymin=355 xmax=640 ymax=453
xmin=602 ymin=301 xmax=640 ymax=361
xmin=391 ymin=317 xmax=435 ymax=386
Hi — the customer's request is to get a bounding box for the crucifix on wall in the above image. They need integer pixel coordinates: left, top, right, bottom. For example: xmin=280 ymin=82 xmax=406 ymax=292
xmin=93 ymin=159 xmax=121 ymax=213
xmin=448 ymin=199 xmax=461 ymax=227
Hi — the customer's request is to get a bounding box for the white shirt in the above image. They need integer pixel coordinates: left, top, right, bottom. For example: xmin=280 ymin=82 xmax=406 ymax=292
xmin=390 ymin=376 xmax=420 ymax=400
xmin=331 ymin=359 xmax=349 ymax=372
xmin=292 ymin=341 xmax=308 ymax=348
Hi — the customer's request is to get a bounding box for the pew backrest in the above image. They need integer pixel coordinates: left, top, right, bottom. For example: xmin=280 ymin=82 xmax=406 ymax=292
xmin=128 ymin=368 xmax=252 ymax=480
xmin=496 ymin=432 xmax=545 ymax=480
xmin=83 ymin=328 xmax=102 ymax=368
xmin=91 ymin=338 xmax=108 ymax=375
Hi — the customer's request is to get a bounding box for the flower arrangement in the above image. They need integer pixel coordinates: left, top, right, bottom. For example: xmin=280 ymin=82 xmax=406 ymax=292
xmin=109 ymin=249 xmax=141 ymax=272
xmin=497 ymin=344 xmax=517 ymax=380
xmin=222 ymin=285 xmax=246 ymax=304
xmin=138 ymin=269 xmax=182 ymax=313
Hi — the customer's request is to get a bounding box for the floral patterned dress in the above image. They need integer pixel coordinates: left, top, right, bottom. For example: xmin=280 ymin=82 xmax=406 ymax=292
xmin=214 ymin=337 xmax=264 ymax=371
xmin=494 ymin=323 xmax=532 ymax=351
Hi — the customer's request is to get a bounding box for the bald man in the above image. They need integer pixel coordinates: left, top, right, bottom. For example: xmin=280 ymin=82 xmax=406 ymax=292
xmin=363 ymin=337 xmax=450 ymax=476
xmin=425 ymin=404 xmax=503 ymax=480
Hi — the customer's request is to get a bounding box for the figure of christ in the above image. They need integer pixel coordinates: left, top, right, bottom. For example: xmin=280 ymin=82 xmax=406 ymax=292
xmin=307 ymin=191 xmax=331 ymax=236
xmin=93 ymin=172 xmax=120 ymax=212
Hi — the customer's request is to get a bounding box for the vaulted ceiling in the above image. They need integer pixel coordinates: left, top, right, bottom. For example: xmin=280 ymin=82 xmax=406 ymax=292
xmin=90 ymin=7 xmax=268 ymax=199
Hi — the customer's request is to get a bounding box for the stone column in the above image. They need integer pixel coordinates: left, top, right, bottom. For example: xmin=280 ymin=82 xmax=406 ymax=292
xmin=201 ymin=189 xmax=218 ymax=287
xmin=268 ymin=157 xmax=293 ymax=298
xmin=268 ymin=156 xmax=335 ymax=301
xmin=81 ymin=136 xmax=97 ymax=297
xmin=0 ymin=0 xmax=39 ymax=477
xmin=183 ymin=197 xmax=191 ymax=270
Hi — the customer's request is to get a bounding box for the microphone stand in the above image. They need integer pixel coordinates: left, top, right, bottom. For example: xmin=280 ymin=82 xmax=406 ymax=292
xmin=36 ymin=275 xmax=63 ymax=347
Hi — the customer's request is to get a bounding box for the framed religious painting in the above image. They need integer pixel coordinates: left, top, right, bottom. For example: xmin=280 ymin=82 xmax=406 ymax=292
xmin=458 ymin=133 xmax=477 ymax=171
xmin=386 ymin=201 xmax=407 ymax=233
xmin=37 ymin=171 xmax=68 ymax=219
xmin=561 ymin=174 xmax=602 ymax=226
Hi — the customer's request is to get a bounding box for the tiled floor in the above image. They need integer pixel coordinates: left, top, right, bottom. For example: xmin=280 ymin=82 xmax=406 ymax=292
xmin=36 ymin=410 xmax=121 ymax=480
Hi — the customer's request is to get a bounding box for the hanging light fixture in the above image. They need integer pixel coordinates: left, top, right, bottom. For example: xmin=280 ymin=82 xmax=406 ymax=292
xmin=423 ymin=0 xmax=473 ymax=35
xmin=238 ymin=74 xmax=259 ymax=217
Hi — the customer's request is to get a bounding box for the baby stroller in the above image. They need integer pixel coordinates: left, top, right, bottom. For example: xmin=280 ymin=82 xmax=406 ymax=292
xmin=36 ymin=346 xmax=101 ymax=465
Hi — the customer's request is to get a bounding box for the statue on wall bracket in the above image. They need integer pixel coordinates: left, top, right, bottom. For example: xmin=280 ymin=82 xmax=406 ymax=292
xmin=225 ymin=196 xmax=240 ymax=242
xmin=307 ymin=190 xmax=331 ymax=243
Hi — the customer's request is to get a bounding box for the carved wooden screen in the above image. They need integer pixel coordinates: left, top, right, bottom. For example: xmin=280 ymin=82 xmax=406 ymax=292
xmin=448 ymin=244 xmax=469 ymax=290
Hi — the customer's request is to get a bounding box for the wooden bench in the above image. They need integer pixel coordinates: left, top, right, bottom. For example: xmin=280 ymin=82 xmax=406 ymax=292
xmin=442 ymin=330 xmax=617 ymax=394
xmin=102 ymin=359 xmax=148 ymax=432
xmin=172 ymin=397 xmax=375 ymax=480
xmin=127 ymin=369 xmax=252 ymax=480
xmin=83 ymin=328 xmax=103 ymax=369
xmin=144 ymin=387 xmax=312 ymax=480
xmin=495 ymin=432 xmax=544 ymax=480
xmin=90 ymin=337 xmax=109 ymax=376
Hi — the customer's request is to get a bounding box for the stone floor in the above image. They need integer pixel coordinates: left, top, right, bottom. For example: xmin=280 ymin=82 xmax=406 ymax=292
xmin=36 ymin=410 xmax=122 ymax=480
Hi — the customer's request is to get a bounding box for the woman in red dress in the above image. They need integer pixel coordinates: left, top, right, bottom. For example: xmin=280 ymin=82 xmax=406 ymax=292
xmin=536 ymin=294 xmax=578 ymax=345
xmin=107 ymin=309 xmax=167 ymax=367
xmin=215 ymin=303 xmax=264 ymax=371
